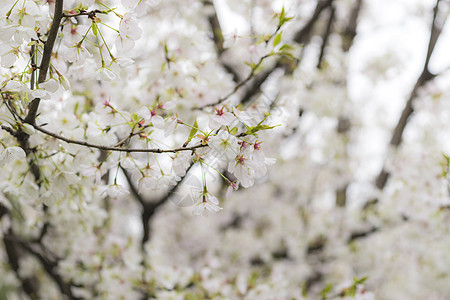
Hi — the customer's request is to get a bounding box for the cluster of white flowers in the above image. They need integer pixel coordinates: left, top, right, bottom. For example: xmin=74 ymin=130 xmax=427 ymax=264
xmin=1 ymin=0 xmax=449 ymax=299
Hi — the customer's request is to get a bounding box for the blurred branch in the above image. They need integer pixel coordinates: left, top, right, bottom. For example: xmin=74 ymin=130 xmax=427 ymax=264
xmin=18 ymin=240 xmax=81 ymax=300
xmin=122 ymin=162 xmax=195 ymax=247
xmin=317 ymin=5 xmax=336 ymax=69
xmin=333 ymin=0 xmax=363 ymax=207
xmin=239 ymin=68 xmax=273 ymax=105
xmin=294 ymin=0 xmax=333 ymax=44
xmin=201 ymin=0 xmax=338 ymax=110
xmin=203 ymin=0 xmax=240 ymax=82
xmin=374 ymin=0 xmax=446 ymax=191
xmin=0 ymin=203 xmax=9 ymax=220
xmin=342 ymin=0 xmax=363 ymax=51
xmin=3 ymin=221 xmax=81 ymax=299
xmin=347 ymin=227 xmax=378 ymax=243
xmin=4 ymin=233 xmax=40 ymax=300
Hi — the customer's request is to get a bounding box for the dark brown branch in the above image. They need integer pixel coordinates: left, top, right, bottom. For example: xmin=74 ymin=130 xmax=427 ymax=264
xmin=123 ymin=162 xmax=195 ymax=247
xmin=317 ymin=5 xmax=336 ymax=69
xmin=141 ymin=162 xmax=195 ymax=245
xmin=240 ymin=68 xmax=273 ymax=106
xmin=294 ymin=0 xmax=333 ymax=44
xmin=4 ymin=233 xmax=40 ymax=300
xmin=25 ymin=0 xmax=64 ymax=124
xmin=30 ymin=43 xmax=36 ymax=90
xmin=0 ymin=203 xmax=8 ymax=220
xmin=335 ymin=185 xmax=347 ymax=207
xmin=18 ymin=241 xmax=81 ymax=300
xmin=203 ymin=1 xmax=241 ymax=82
xmin=63 ymin=9 xmax=102 ymax=18
xmin=342 ymin=0 xmax=363 ymax=51
xmin=204 ymin=0 xmax=224 ymax=54
xmin=347 ymin=227 xmax=378 ymax=243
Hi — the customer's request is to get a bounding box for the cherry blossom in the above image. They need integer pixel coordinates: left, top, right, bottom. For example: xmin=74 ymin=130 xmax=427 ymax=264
xmin=0 ymin=0 xmax=448 ymax=299
xmin=209 ymin=130 xmax=240 ymax=160
xmin=192 ymin=190 xmax=223 ymax=216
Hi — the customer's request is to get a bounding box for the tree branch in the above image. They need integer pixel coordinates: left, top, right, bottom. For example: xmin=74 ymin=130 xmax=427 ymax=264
xmin=3 ymin=233 xmax=40 ymax=300
xmin=122 ymin=162 xmax=195 ymax=247
xmin=29 ymin=122 xmax=207 ymax=153
xmin=198 ymin=54 xmax=272 ymax=109
xmin=333 ymin=0 xmax=363 ymax=207
xmin=18 ymin=241 xmax=81 ymax=300
xmin=342 ymin=0 xmax=363 ymax=52
xmin=25 ymin=0 xmax=64 ymax=125
xmin=294 ymin=0 xmax=333 ymax=44
xmin=374 ymin=0 xmax=446 ymax=191
xmin=63 ymin=9 xmax=103 ymax=18
xmin=317 ymin=5 xmax=336 ymax=69
xmin=203 ymin=0 xmax=240 ymax=82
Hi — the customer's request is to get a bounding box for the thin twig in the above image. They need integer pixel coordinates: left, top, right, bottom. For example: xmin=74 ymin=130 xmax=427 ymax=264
xmin=198 ymin=54 xmax=272 ymax=109
xmin=63 ymin=9 xmax=103 ymax=18
xmin=30 ymin=122 xmax=208 ymax=153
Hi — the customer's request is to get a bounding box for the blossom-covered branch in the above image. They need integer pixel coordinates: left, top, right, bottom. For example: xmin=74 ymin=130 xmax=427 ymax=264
xmin=30 ymin=122 xmax=208 ymax=153
xmin=25 ymin=0 xmax=64 ymax=124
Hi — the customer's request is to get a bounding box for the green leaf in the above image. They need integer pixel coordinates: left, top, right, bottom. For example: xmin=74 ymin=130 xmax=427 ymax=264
xmin=92 ymin=22 xmax=98 ymax=36
xmin=244 ymin=61 xmax=256 ymax=69
xmin=279 ymin=6 xmax=286 ymax=23
xmin=185 ymin=293 xmax=200 ymax=300
xmin=279 ymin=44 xmax=294 ymax=53
xmin=301 ymin=282 xmax=308 ymax=297
xmin=229 ymin=127 xmax=238 ymax=135
xmin=132 ymin=113 xmax=140 ymax=122
xmin=183 ymin=118 xmax=198 ymax=147
xmin=189 ymin=118 xmax=198 ymax=139
xmin=342 ymin=276 xmax=368 ymax=297
xmin=320 ymin=283 xmax=332 ymax=299
xmin=277 ymin=6 xmax=294 ymax=27
xmin=354 ymin=276 xmax=368 ymax=285
xmin=245 ymin=124 xmax=279 ymax=135
xmin=273 ymin=32 xmax=282 ymax=47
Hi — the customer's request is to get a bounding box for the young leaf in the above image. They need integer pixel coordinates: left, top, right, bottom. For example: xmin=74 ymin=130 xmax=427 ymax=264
xmin=189 ymin=118 xmax=198 ymax=140
xmin=245 ymin=124 xmax=279 ymax=135
xmin=183 ymin=118 xmax=198 ymax=147
xmin=92 ymin=22 xmax=98 ymax=36
xmin=273 ymin=32 xmax=282 ymax=47
xmin=320 ymin=283 xmax=332 ymax=299
xmin=229 ymin=127 xmax=238 ymax=135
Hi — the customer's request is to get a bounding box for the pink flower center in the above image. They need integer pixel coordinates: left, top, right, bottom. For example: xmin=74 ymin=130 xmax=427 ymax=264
xmin=237 ymin=155 xmax=246 ymax=165
xmin=215 ymin=107 xmax=225 ymax=116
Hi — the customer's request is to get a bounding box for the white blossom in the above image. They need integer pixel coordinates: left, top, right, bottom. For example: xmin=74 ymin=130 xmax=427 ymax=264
xmin=192 ymin=191 xmax=222 ymax=216
xmin=209 ymin=130 xmax=239 ymax=161
xmin=0 ymin=146 xmax=26 ymax=167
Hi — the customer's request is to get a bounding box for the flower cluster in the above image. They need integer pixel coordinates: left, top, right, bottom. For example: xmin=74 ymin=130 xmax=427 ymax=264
xmin=1 ymin=0 xmax=448 ymax=299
